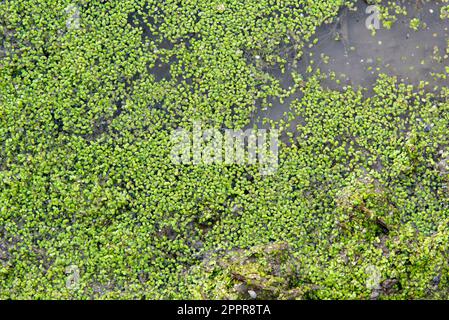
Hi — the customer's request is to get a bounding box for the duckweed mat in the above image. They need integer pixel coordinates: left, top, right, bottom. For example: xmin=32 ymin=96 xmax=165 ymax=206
xmin=1 ymin=0 xmax=449 ymax=299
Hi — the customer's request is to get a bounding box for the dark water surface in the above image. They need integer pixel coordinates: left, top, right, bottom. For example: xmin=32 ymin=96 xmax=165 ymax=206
xmin=252 ymin=0 xmax=449 ymax=130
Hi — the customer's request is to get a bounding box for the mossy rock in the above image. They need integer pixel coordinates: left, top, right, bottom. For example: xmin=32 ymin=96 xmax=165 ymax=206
xmin=189 ymin=242 xmax=318 ymax=300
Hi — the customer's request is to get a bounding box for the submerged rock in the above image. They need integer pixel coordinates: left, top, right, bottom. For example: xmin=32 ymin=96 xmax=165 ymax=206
xmin=188 ymin=242 xmax=316 ymax=300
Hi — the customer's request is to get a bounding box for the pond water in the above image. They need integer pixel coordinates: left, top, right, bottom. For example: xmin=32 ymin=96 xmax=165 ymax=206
xmin=128 ymin=0 xmax=449 ymax=134
xmin=252 ymin=0 xmax=449 ymax=130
